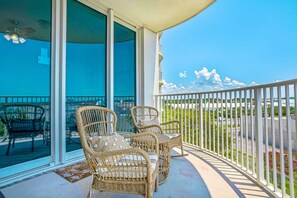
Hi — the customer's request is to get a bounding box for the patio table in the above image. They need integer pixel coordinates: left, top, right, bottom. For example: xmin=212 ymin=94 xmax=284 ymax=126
xmin=155 ymin=133 xmax=171 ymax=184
xmin=131 ymin=133 xmax=171 ymax=184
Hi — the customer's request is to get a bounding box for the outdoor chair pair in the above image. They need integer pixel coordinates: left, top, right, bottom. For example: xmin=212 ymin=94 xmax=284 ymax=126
xmin=76 ymin=106 xmax=159 ymax=198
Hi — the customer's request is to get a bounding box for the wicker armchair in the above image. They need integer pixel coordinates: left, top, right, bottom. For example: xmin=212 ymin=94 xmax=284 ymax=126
xmin=131 ymin=106 xmax=187 ymax=157
xmin=75 ymin=106 xmax=159 ymax=198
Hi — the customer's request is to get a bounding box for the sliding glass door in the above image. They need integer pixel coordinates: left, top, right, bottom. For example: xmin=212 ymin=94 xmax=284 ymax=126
xmin=0 ymin=0 xmax=52 ymax=169
xmin=66 ymin=0 xmax=107 ymax=152
xmin=114 ymin=22 xmax=136 ymax=133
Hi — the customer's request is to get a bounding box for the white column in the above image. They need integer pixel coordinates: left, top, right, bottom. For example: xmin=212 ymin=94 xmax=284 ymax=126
xmin=106 ymin=9 xmax=114 ymax=110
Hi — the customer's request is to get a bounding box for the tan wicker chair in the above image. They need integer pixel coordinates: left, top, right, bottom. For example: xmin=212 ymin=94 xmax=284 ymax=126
xmin=76 ymin=106 xmax=159 ymax=198
xmin=131 ymin=106 xmax=187 ymax=158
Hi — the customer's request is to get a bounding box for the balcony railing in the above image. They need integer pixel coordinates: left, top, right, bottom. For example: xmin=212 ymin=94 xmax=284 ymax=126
xmin=154 ymin=79 xmax=297 ymax=198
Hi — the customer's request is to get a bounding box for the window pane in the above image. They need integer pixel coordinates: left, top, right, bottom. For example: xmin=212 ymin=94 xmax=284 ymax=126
xmin=0 ymin=0 xmax=51 ymax=168
xmin=114 ymin=22 xmax=136 ymax=133
xmin=66 ymin=0 xmax=106 ymax=152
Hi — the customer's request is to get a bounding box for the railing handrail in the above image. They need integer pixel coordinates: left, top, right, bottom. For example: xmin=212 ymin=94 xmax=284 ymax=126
xmin=155 ymin=78 xmax=297 ymax=96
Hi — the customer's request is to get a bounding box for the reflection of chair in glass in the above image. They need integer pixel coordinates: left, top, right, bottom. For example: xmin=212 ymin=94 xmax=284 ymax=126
xmin=131 ymin=106 xmax=187 ymax=157
xmin=66 ymin=100 xmax=99 ymax=143
xmin=76 ymin=106 xmax=159 ymax=198
xmin=0 ymin=104 xmax=45 ymax=155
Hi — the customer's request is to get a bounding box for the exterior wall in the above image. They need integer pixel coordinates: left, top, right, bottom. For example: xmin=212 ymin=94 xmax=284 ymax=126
xmin=157 ymin=32 xmax=164 ymax=94
xmin=140 ymin=27 xmax=159 ymax=106
xmin=242 ymin=116 xmax=297 ymax=151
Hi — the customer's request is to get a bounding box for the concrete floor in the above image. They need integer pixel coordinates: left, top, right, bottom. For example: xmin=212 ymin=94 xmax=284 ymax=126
xmin=0 ymin=147 xmax=274 ymax=198
xmin=1 ymin=150 xmax=211 ymax=198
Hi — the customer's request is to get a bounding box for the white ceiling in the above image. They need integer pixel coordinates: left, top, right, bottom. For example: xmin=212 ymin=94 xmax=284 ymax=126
xmin=96 ymin=0 xmax=215 ymax=32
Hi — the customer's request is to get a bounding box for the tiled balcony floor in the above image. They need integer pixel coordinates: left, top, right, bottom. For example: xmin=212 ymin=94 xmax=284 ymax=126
xmin=0 ymin=147 xmax=274 ymax=198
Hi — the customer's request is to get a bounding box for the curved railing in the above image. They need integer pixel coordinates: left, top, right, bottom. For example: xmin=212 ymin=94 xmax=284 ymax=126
xmin=154 ymin=78 xmax=297 ymax=198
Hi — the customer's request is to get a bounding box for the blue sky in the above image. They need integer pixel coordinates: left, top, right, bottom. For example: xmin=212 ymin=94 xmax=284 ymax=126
xmin=162 ymin=0 xmax=297 ymax=93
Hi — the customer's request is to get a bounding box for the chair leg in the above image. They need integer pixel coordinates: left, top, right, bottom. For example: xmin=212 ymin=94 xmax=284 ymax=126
xmin=6 ymin=138 xmax=12 ymax=156
xmin=171 ymin=144 xmax=188 ymax=158
xmin=155 ymin=177 xmax=158 ymax=192
xmin=32 ymin=136 xmax=34 ymax=152
xmin=12 ymin=139 xmax=15 ymax=148
xmin=87 ymin=187 xmax=94 ymax=198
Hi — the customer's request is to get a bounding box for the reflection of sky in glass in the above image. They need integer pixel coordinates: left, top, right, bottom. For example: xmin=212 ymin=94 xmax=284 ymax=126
xmin=115 ymin=40 xmax=135 ymax=96
xmin=0 ymin=33 xmax=51 ymax=96
xmin=66 ymin=42 xmax=106 ymax=96
xmin=0 ymin=33 xmax=135 ymax=97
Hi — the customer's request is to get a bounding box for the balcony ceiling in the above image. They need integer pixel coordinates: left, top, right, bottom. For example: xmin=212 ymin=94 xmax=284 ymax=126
xmin=97 ymin=0 xmax=215 ymax=32
xmin=0 ymin=0 xmax=214 ymax=43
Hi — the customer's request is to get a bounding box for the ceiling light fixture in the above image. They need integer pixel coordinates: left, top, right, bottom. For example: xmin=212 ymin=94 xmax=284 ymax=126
xmin=3 ymin=33 xmax=26 ymax=44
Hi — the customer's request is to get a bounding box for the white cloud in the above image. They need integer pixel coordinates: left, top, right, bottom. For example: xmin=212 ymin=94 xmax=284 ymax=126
xmin=250 ymin=81 xmax=258 ymax=86
xmin=162 ymin=66 xmax=255 ymax=94
xmin=179 ymin=71 xmax=187 ymax=78
xmin=194 ymin=67 xmax=221 ymax=85
xmin=224 ymin=77 xmax=246 ymax=87
xmin=162 ymin=80 xmax=186 ymax=94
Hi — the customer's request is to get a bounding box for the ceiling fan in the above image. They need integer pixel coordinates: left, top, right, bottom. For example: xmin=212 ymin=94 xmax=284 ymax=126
xmin=3 ymin=20 xmax=36 ymax=44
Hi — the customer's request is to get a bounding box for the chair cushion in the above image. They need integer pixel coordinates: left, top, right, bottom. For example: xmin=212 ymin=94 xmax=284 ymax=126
xmin=88 ymin=133 xmax=131 ymax=152
xmin=88 ymin=133 xmax=132 ymax=165
xmin=164 ymin=133 xmax=180 ymax=139
xmin=98 ymin=152 xmax=158 ymax=179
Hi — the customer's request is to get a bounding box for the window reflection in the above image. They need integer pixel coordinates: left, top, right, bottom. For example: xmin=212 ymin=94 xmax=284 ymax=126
xmin=66 ymin=0 xmax=107 ymax=152
xmin=114 ymin=22 xmax=136 ymax=133
xmin=0 ymin=0 xmax=51 ymax=168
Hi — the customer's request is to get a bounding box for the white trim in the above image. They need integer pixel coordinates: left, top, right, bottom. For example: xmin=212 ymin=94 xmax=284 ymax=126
xmin=0 ymin=156 xmax=85 ymax=187
xmin=59 ymin=0 xmax=67 ymax=163
xmin=137 ymin=27 xmax=144 ymax=105
xmin=77 ymin=0 xmax=108 ymax=15
xmin=106 ymin=9 xmax=114 ymax=110
xmin=114 ymin=17 xmax=137 ymax=32
xmin=135 ymin=28 xmax=141 ymax=105
xmin=65 ymin=149 xmax=84 ymax=161
xmin=0 ymin=156 xmax=52 ymax=180
xmin=0 ymin=0 xmax=56 ymax=186
xmin=51 ymin=0 xmax=60 ymax=166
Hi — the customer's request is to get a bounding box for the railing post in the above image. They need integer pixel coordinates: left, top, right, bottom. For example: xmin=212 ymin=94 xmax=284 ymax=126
xmin=255 ymin=88 xmax=264 ymax=183
xmin=199 ymin=94 xmax=204 ymax=149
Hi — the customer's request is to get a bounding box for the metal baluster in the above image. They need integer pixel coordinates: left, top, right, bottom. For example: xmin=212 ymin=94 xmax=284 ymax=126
xmin=264 ymin=88 xmax=270 ymax=184
xmin=245 ymin=89 xmax=249 ymax=171
xmin=285 ymin=85 xmax=294 ymax=198
xmin=278 ymin=86 xmax=285 ymax=197
xmin=217 ymin=93 xmax=220 ymax=155
xmin=270 ymin=87 xmax=277 ymax=191
xmin=226 ymin=92 xmax=229 ymax=159
xmin=251 ymin=89 xmax=255 ymax=175
xmin=192 ymin=94 xmax=195 ymax=145
xmin=235 ymin=91 xmax=238 ymax=165
xmin=230 ymin=91 xmax=233 ymax=162
xmin=212 ymin=93 xmax=215 ymax=152
xmin=221 ymin=92 xmax=224 ymax=157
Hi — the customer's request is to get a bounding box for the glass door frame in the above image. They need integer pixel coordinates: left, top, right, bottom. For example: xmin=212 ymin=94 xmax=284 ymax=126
xmin=63 ymin=1 xmax=140 ymax=161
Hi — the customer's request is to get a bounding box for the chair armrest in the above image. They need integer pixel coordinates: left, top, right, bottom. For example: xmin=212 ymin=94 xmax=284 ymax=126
xmin=161 ymin=120 xmax=181 ymax=133
xmin=136 ymin=124 xmax=163 ymax=135
xmin=123 ymin=132 xmax=159 ymax=156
